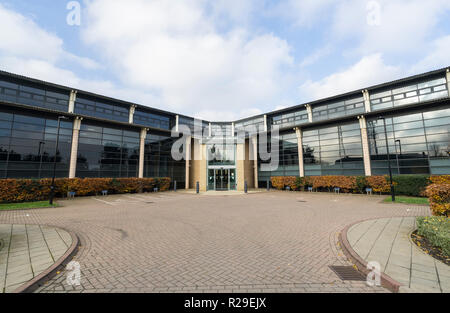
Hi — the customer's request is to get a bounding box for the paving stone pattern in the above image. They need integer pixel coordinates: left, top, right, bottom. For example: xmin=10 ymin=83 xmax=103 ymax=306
xmin=0 ymin=192 xmax=430 ymax=293
xmin=0 ymin=224 xmax=72 ymax=292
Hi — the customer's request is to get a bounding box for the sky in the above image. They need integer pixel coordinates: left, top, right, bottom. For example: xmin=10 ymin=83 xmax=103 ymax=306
xmin=1 ymin=0 xmax=450 ymax=121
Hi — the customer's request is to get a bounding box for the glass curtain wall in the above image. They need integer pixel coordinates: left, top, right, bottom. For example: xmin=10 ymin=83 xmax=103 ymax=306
xmin=76 ymin=123 xmax=139 ymax=177
xmin=144 ymin=133 xmax=185 ymax=186
xmin=258 ymin=132 xmax=299 ymax=184
xmin=0 ymin=78 xmax=69 ymax=112
xmin=367 ymin=106 xmax=450 ymax=175
xmin=0 ymin=110 xmax=72 ymax=178
xmin=303 ymin=122 xmax=364 ymax=176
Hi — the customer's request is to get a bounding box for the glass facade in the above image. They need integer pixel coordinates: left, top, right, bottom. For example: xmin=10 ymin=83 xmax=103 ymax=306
xmin=271 ymin=109 xmax=308 ymax=129
xmin=367 ymin=106 xmax=450 ymax=175
xmin=0 ymin=69 xmax=449 ymax=186
xmin=210 ymin=124 xmax=233 ymax=138
xmin=235 ymin=117 xmax=264 ymax=135
xmin=74 ymin=96 xmax=129 ymax=123
xmin=370 ymin=77 xmax=448 ymax=112
xmin=312 ymin=97 xmax=365 ymax=122
xmin=303 ymin=122 xmax=364 ymax=176
xmin=144 ymin=133 xmax=185 ymax=186
xmin=258 ymin=132 xmax=299 ymax=182
xmin=134 ymin=109 xmax=171 ymax=130
xmin=0 ymin=78 xmax=69 ymax=112
xmin=0 ymin=109 xmax=72 ymax=178
xmin=207 ymin=144 xmax=236 ymax=166
xmin=76 ymin=123 xmax=139 ymax=178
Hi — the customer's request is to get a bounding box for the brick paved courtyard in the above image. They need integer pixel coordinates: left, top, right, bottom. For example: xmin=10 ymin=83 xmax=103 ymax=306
xmin=0 ymin=191 xmax=430 ymax=293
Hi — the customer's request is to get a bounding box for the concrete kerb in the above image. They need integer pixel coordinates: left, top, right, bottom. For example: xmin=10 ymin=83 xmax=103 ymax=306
xmin=338 ymin=218 xmax=403 ymax=293
xmin=12 ymin=226 xmax=80 ymax=293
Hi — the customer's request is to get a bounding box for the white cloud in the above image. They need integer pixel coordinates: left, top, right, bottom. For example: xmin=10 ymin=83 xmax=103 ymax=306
xmin=0 ymin=3 xmax=99 ymax=75
xmin=411 ymin=35 xmax=450 ymax=73
xmin=276 ymin=0 xmax=337 ymax=27
xmin=299 ymin=45 xmax=333 ymax=68
xmin=332 ymin=0 xmax=450 ymax=55
xmin=81 ymin=0 xmax=294 ymax=120
xmin=299 ymin=54 xmax=401 ymax=101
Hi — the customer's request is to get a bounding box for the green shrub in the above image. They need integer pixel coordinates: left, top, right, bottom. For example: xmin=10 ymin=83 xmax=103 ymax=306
xmin=393 ymin=175 xmax=430 ymax=197
xmin=416 ymin=216 xmax=450 ymax=257
xmin=355 ymin=176 xmax=368 ymax=193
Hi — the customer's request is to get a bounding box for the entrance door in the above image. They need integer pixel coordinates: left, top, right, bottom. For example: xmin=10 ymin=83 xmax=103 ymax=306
xmin=215 ymin=169 xmax=229 ymax=191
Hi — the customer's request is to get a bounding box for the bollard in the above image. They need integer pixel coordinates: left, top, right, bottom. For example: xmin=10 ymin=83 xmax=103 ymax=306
xmin=174 ymin=181 xmax=177 ymax=192
xmin=196 ymin=181 xmax=200 ymax=194
xmin=244 ymin=181 xmax=248 ymax=194
xmin=267 ymin=179 xmax=270 ymax=191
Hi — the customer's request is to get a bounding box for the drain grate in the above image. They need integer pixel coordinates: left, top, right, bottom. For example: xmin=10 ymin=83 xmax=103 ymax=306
xmin=329 ymin=266 xmax=366 ymax=281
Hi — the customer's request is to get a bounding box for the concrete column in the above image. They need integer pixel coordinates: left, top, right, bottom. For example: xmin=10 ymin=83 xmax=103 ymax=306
xmin=251 ymin=136 xmax=258 ymax=189
xmin=69 ymin=117 xmax=83 ymax=178
xmin=363 ymin=89 xmax=371 ymax=113
xmin=189 ymin=139 xmax=207 ymax=191
xmin=305 ymin=104 xmax=313 ymax=123
xmin=129 ymin=105 xmax=137 ymax=124
xmin=175 ymin=115 xmax=179 ymax=132
xmin=295 ymin=127 xmax=305 ymax=177
xmin=208 ymin=123 xmax=212 ymax=137
xmin=231 ymin=122 xmax=235 ymax=137
xmin=68 ymin=90 xmax=77 ymax=113
xmin=358 ymin=116 xmax=372 ymax=176
xmin=139 ymin=128 xmax=147 ymax=178
xmin=263 ymin=115 xmax=268 ymax=132
xmin=446 ymin=69 xmax=450 ymax=97
xmin=236 ymin=143 xmax=246 ymax=191
xmin=185 ymin=136 xmax=191 ymax=189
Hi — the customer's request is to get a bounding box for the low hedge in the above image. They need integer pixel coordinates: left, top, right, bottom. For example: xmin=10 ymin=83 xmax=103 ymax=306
xmin=416 ymin=216 xmax=450 ymax=257
xmin=392 ymin=175 xmax=430 ymax=197
xmin=0 ymin=178 xmax=171 ymax=203
xmin=270 ymin=175 xmax=450 ymax=197
xmin=271 ymin=175 xmax=391 ymax=193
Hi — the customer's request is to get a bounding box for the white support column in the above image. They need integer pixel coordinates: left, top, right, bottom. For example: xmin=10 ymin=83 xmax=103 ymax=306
xmin=175 ymin=115 xmax=179 ymax=132
xmin=209 ymin=123 xmax=212 ymax=137
xmin=231 ymin=122 xmax=235 ymax=137
xmin=69 ymin=117 xmax=83 ymax=179
xmin=129 ymin=105 xmax=137 ymax=124
xmin=362 ymin=89 xmax=371 ymax=113
xmin=251 ymin=135 xmax=258 ymax=189
xmin=305 ymin=104 xmax=313 ymax=123
xmin=263 ymin=115 xmax=268 ymax=132
xmin=295 ymin=127 xmax=305 ymax=177
xmin=358 ymin=116 xmax=372 ymax=177
xmin=185 ymin=136 xmax=192 ymax=189
xmin=139 ymin=128 xmax=148 ymax=178
xmin=446 ymin=69 xmax=450 ymax=97
xmin=68 ymin=90 xmax=77 ymax=114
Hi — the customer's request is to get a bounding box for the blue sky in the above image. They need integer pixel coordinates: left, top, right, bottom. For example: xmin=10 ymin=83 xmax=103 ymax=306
xmin=1 ymin=0 xmax=450 ymax=121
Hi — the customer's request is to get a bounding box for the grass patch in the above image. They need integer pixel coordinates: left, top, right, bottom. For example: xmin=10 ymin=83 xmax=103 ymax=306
xmin=0 ymin=201 xmax=58 ymax=211
xmin=383 ymin=196 xmax=429 ymax=205
xmin=416 ymin=216 xmax=450 ymax=258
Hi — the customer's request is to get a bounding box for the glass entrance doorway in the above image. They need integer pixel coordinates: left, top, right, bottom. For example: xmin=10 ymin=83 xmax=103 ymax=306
xmin=208 ymin=168 xmax=236 ymax=191
xmin=215 ymin=169 xmax=229 ymax=191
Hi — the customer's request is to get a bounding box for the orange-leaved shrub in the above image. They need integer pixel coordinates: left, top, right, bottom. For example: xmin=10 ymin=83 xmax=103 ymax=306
xmin=270 ymin=175 xmax=393 ymax=193
xmin=365 ymin=176 xmax=392 ymax=193
xmin=425 ymin=183 xmax=450 ymax=217
xmin=0 ymin=177 xmax=171 ymax=203
xmin=270 ymin=176 xmax=299 ymax=190
xmin=430 ymin=175 xmax=450 ymax=184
